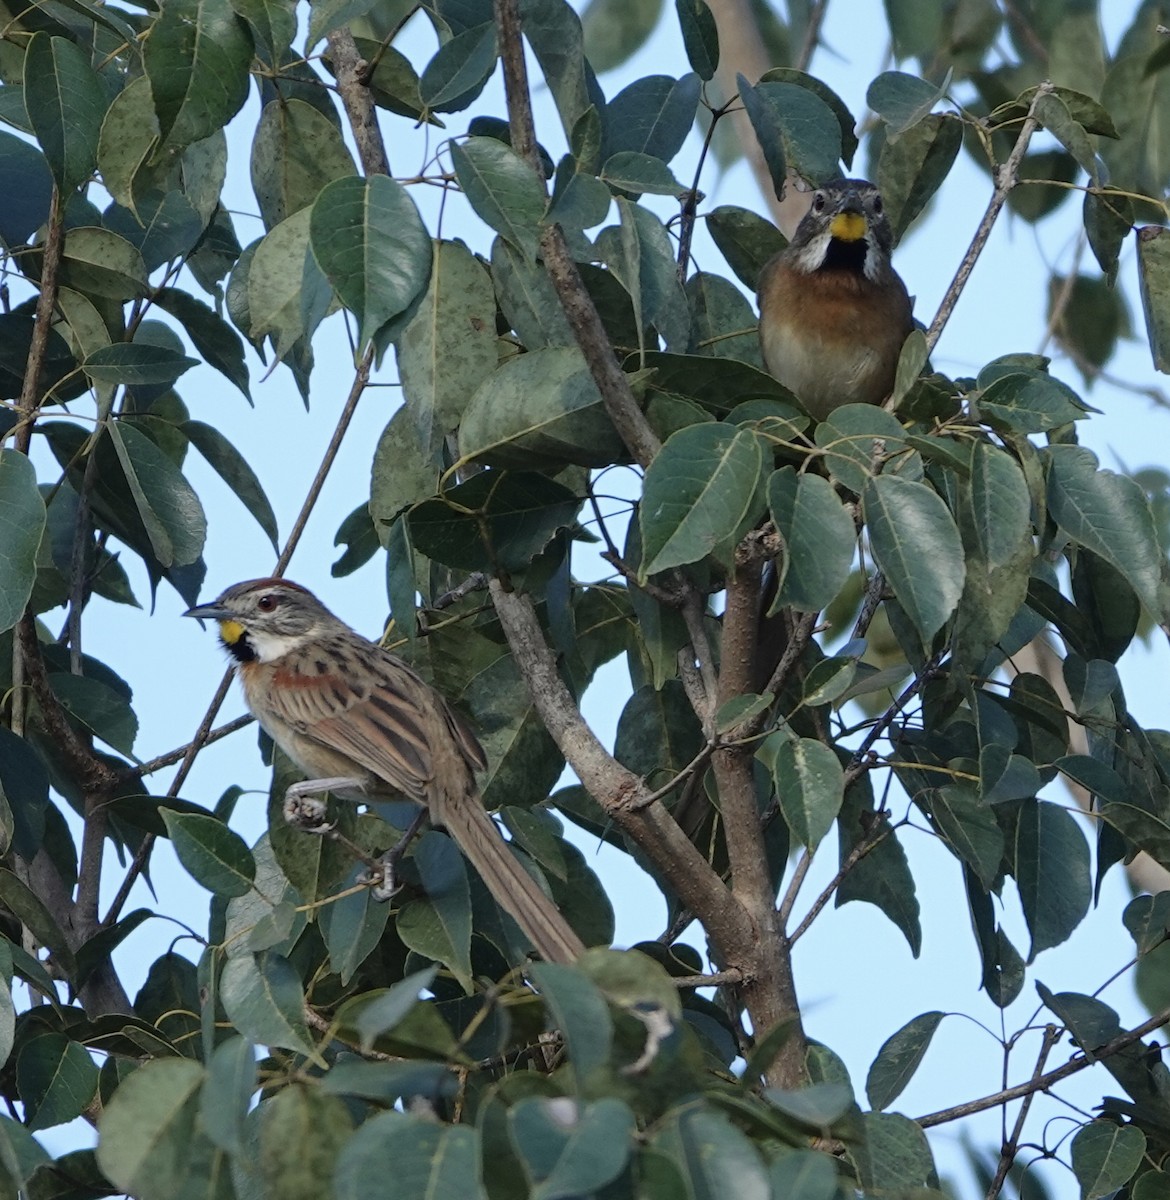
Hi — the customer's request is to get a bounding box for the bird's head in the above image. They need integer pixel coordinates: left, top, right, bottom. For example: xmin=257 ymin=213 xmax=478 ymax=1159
xmin=184 ymin=578 xmax=334 ymax=663
xmin=787 ymin=178 xmax=894 ymax=282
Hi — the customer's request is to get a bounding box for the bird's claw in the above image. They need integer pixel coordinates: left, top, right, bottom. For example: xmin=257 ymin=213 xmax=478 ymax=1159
xmin=282 ymin=792 xmax=333 ymax=834
xmin=365 ymin=851 xmax=401 ymax=901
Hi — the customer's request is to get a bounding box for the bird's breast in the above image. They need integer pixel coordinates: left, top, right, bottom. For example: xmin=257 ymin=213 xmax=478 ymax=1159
xmin=758 ymin=259 xmax=912 ymax=421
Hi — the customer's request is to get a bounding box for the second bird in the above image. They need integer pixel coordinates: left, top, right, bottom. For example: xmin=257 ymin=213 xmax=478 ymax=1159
xmin=757 ymin=177 xmax=913 ymax=421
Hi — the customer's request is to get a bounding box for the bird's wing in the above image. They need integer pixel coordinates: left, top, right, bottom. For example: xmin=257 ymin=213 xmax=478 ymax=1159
xmin=264 ymin=647 xmax=483 ymax=801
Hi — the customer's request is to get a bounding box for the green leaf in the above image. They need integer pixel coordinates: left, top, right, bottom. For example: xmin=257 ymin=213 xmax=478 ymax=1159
xmin=335 ymin=1111 xmax=483 ymax=1200
xmin=319 ymin=865 xmax=390 ymax=985
xmin=969 ymin=443 xmax=1032 ymax=569
xmin=460 ymin=346 xmax=625 ymax=469
xmin=182 ymin=420 xmax=279 ymax=551
xmin=705 ymin=204 xmax=785 ymax=290
xmin=756 ymin=75 xmax=853 ymax=173
xmin=975 ymin=365 xmax=1088 ymax=433
xmin=1071 ymin=1121 xmax=1146 ymax=1200
xmin=768 ymin=1150 xmax=838 ymax=1200
xmin=0 ymin=132 xmax=53 ymax=252
xmin=604 ymin=198 xmax=689 ymax=351
xmin=837 ymin=782 xmax=920 ymax=955
xmin=219 ymin=952 xmax=314 ymax=1055
xmin=24 ymin=34 xmax=107 ymax=192
xmin=309 ymin=174 xmax=432 ymax=348
xmin=675 ymin=0 xmax=718 ymax=80
xmin=511 ymin=1097 xmax=635 ymax=1200
xmin=408 ymin=470 xmax=581 ymax=573
xmin=60 ymin=226 xmax=148 ymax=301
xmin=1046 ymin=443 xmax=1162 ymax=616
xmin=0 ymin=869 xmax=75 ymax=978
xmin=876 ymin=112 xmax=962 ymax=243
xmin=1015 ymin=799 xmax=1091 ymax=961
xmin=863 ymin=474 xmax=964 ymax=641
xmin=16 ymin=1033 xmax=98 ymax=1131
xmin=640 ymin=422 xmax=766 ymax=576
xmin=1138 ymin=225 xmax=1170 ymax=373
xmin=83 ymin=343 xmax=199 ymax=386
xmin=200 ymin=1036 xmax=255 ymax=1154
xmin=245 ymin=208 xmax=333 ymax=360
xmin=581 ymin=0 xmax=661 ymax=72
xmin=529 ymin=962 xmax=613 ymax=1081
xmin=145 ymin=0 xmax=252 ymax=151
xmin=0 ymin=451 xmax=47 ymax=635
xmin=855 ymin=1111 xmax=936 ymax=1193
xmin=420 ymin=22 xmax=497 ymax=113
xmin=451 ymin=136 xmax=547 ymax=260
xmin=814 ymin=403 xmax=922 ymax=493
xmin=259 ymin=1083 xmax=354 ymax=1200
xmin=1123 ymin=892 xmax=1170 ymax=955
xmin=153 ymin=288 xmax=250 ymax=398
xmin=867 ymin=71 xmax=947 ymax=135
xmin=667 ymin=1106 xmax=770 ymax=1200
xmin=250 ymin=98 xmax=356 ymax=231
xmin=106 ymin=421 xmax=207 ymax=568
xmin=765 ymin=734 xmax=844 ymax=851
xmin=929 ymin=784 xmax=1004 ymax=888
xmin=0 ymin=980 xmax=12 ymax=1070
xmin=397 ymin=832 xmax=473 ymax=986
xmin=599 ymin=150 xmax=685 ymax=196
xmin=865 ymin=1011 xmax=944 ymax=1110
xmin=397 ymin=240 xmax=498 ymax=450
xmin=353 ymin=967 xmax=438 ymax=1050
xmin=767 ymin=468 xmax=856 ymax=612
xmin=49 ymin=672 xmax=137 ymax=755
xmin=161 ymin=810 xmax=256 ymax=897
xmin=753 ymin=80 xmax=844 ymax=183
xmin=604 ymin=73 xmax=700 ymax=162
xmin=96 ymin=1057 xmax=205 ymax=1199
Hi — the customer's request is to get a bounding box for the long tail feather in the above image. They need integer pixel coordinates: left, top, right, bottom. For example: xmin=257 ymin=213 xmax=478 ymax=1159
xmin=438 ymin=792 xmax=585 ymax=964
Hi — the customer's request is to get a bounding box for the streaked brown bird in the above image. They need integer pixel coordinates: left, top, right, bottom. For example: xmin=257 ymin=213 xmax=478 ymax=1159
xmin=756 ymin=178 xmax=913 ymax=421
xmin=185 ymin=578 xmax=585 ymax=964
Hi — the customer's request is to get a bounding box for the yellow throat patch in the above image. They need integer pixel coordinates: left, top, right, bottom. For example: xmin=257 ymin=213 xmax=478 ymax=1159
xmin=218 ymin=619 xmax=246 ymax=645
xmin=829 ymin=211 xmax=867 ymax=242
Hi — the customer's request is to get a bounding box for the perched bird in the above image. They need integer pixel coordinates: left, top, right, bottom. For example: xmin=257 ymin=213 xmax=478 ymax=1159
xmin=756 ymin=178 xmax=913 ymax=421
xmin=185 ymin=578 xmax=585 ymax=964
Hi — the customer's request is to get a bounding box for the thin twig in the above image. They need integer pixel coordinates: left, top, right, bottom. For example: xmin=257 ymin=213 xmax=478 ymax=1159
xmin=14 ymin=184 xmax=64 ymax=453
xmin=985 ymin=1026 xmax=1060 ymax=1200
xmin=776 ymin=847 xmax=812 ymax=928
xmin=916 ymin=1006 xmax=1170 ymax=1129
xmin=926 ymin=83 xmax=1052 ymax=351
xmin=788 ymin=819 xmax=895 ymax=944
xmin=102 ymin=352 xmax=374 ymax=928
xmin=794 ymin=0 xmax=830 ymax=72
xmin=124 ymin=715 xmax=255 ymax=780
xmin=843 ymin=653 xmax=944 ymax=786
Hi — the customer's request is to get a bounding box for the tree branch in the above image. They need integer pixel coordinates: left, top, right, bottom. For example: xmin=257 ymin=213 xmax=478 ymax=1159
xmin=326 ymin=29 xmax=389 ymax=177
xmin=916 ymin=1006 xmax=1170 ymax=1129
xmin=985 ymin=1026 xmax=1060 ymax=1200
xmin=925 ymin=83 xmax=1051 ymax=351
xmin=487 ymin=581 xmax=750 ymax=948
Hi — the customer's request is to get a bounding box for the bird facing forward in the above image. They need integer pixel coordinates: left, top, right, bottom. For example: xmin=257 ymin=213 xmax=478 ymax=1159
xmin=757 ymin=178 xmax=913 ymax=421
xmin=185 ymin=578 xmax=584 ymax=964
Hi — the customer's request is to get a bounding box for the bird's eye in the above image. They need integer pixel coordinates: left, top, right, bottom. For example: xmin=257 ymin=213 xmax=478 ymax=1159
xmin=872 ymin=195 xmax=883 ymax=214
xmin=257 ymin=594 xmax=279 ymax=612
xmin=812 ymin=191 xmax=826 ymax=212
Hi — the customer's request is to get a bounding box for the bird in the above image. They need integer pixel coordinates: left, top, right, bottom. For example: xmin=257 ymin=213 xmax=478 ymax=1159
xmin=756 ymin=177 xmax=913 ymax=422
xmin=184 ymin=578 xmax=585 ymax=965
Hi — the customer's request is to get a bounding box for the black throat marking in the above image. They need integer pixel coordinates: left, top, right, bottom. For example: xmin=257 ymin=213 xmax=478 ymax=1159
xmin=222 ymin=632 xmax=257 ymax=663
xmin=821 ymin=237 xmax=869 ymax=273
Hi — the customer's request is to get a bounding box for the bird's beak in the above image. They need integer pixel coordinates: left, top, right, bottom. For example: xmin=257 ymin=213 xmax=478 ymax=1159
xmin=184 ymin=601 xmax=231 ymax=620
xmin=829 ymin=206 xmax=867 ymax=242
